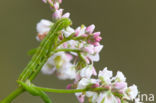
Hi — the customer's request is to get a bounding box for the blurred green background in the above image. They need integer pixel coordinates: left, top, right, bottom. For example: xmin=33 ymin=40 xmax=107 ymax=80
xmin=0 ymin=0 xmax=156 ymax=103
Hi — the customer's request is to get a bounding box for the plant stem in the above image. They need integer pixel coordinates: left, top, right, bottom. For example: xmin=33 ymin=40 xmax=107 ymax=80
xmin=34 ymin=86 xmax=107 ymax=94
xmin=53 ymin=49 xmax=82 ymax=53
xmin=0 ymin=87 xmax=24 ymax=103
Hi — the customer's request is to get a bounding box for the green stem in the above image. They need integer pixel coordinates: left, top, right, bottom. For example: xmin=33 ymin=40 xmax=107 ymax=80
xmin=56 ymin=34 xmax=86 ymax=47
xmin=34 ymin=86 xmax=107 ymax=94
xmin=0 ymin=87 xmax=24 ymax=103
xmin=53 ymin=48 xmax=82 ymax=53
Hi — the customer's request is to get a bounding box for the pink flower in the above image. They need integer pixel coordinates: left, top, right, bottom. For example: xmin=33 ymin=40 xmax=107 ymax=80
xmin=52 ymin=9 xmax=70 ymax=19
xmin=92 ymin=83 xmax=99 ymax=88
xmin=114 ymin=82 xmax=127 ymax=90
xmin=86 ymin=24 xmax=95 ymax=34
xmin=117 ymin=98 xmax=121 ymax=103
xmin=42 ymin=0 xmax=47 ymax=3
xmin=52 ymin=9 xmax=63 ymax=19
xmin=62 ymin=42 xmax=68 ymax=48
xmin=81 ymin=34 xmax=88 ymax=37
xmin=57 ymin=0 xmax=62 ymax=3
xmin=75 ymin=27 xmax=81 ymax=37
xmin=66 ymin=84 xmax=73 ymax=89
xmin=62 ymin=12 xmax=70 ymax=18
xmin=76 ymin=94 xmax=85 ymax=103
xmin=65 ymin=53 xmax=73 ymax=61
xmin=83 ymin=45 xmax=94 ymax=54
xmin=54 ymin=2 xmax=59 ymax=10
xmin=87 ymin=32 xmax=102 ymax=46
xmin=93 ymin=32 xmax=102 ymax=42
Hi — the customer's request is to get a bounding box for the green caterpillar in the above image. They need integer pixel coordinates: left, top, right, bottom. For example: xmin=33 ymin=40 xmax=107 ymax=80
xmin=18 ymin=18 xmax=72 ymax=81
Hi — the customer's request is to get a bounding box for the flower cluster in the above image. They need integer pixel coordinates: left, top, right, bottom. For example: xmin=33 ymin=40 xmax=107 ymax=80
xmin=74 ymin=68 xmax=141 ymax=103
xmin=36 ymin=17 xmax=103 ymax=80
xmin=35 ymin=0 xmax=141 ymax=103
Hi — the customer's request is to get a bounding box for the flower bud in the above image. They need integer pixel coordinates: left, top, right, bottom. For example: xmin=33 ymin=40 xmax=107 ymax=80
xmin=86 ymin=24 xmax=95 ymax=34
xmin=66 ymin=84 xmax=73 ymax=89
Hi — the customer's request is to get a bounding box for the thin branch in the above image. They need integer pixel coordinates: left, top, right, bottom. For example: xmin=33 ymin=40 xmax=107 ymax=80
xmin=34 ymin=86 xmax=107 ymax=94
xmin=53 ymin=48 xmax=82 ymax=53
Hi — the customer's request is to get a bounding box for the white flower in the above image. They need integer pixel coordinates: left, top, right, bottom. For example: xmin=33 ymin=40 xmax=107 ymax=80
xmin=41 ymin=62 xmax=56 ymax=75
xmin=86 ymin=91 xmax=98 ymax=103
xmin=75 ymin=25 xmax=86 ymax=37
xmin=83 ymin=44 xmax=95 ymax=54
xmin=76 ymin=78 xmax=99 ymax=103
xmin=113 ymin=71 xmax=126 ymax=82
xmin=36 ymin=19 xmax=52 ymax=34
xmin=41 ymin=52 xmax=72 ymax=74
xmin=62 ymin=26 xmax=75 ymax=37
xmin=80 ymin=65 xmax=95 ymax=78
xmin=98 ymin=67 xmax=113 ymax=84
xmin=81 ymin=44 xmax=103 ymax=62
xmin=97 ymin=92 xmax=118 ymax=103
xmin=57 ymin=63 xmax=76 ymax=80
xmin=52 ymin=9 xmax=70 ymax=20
xmin=58 ymin=40 xmax=80 ymax=50
xmin=87 ymin=44 xmax=103 ymax=62
xmin=42 ymin=52 xmax=76 ymax=80
xmin=77 ymin=78 xmax=99 ymax=89
xmin=52 ymin=9 xmax=63 ymax=19
xmin=126 ymin=84 xmax=138 ymax=100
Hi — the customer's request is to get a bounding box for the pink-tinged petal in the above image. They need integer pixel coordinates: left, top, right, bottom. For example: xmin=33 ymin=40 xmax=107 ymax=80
xmin=83 ymin=45 xmax=94 ymax=54
xmin=86 ymin=24 xmax=95 ymax=34
xmin=52 ymin=9 xmax=63 ymax=19
xmin=66 ymin=53 xmax=73 ymax=61
xmin=114 ymin=82 xmax=127 ymax=90
xmin=92 ymin=83 xmax=99 ymax=88
xmin=74 ymin=73 xmax=81 ymax=83
xmin=93 ymin=32 xmax=101 ymax=36
xmin=66 ymin=84 xmax=73 ymax=89
xmin=63 ymin=42 xmax=68 ymax=48
xmin=76 ymin=95 xmax=85 ymax=103
xmin=75 ymin=27 xmax=80 ymax=37
xmin=84 ymin=57 xmax=90 ymax=64
xmin=58 ymin=0 xmax=62 ymax=3
xmin=116 ymin=98 xmax=121 ymax=103
xmin=42 ymin=0 xmax=47 ymax=3
xmin=62 ymin=12 xmax=70 ymax=18
xmin=92 ymin=67 xmax=97 ymax=76
xmin=92 ymin=42 xmax=100 ymax=46
xmin=54 ymin=2 xmax=59 ymax=10
xmin=81 ymin=34 xmax=88 ymax=37
xmin=95 ymin=36 xmax=102 ymax=42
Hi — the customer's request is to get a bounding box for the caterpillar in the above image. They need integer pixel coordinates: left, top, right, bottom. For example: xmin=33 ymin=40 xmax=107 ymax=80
xmin=18 ymin=18 xmax=72 ymax=81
